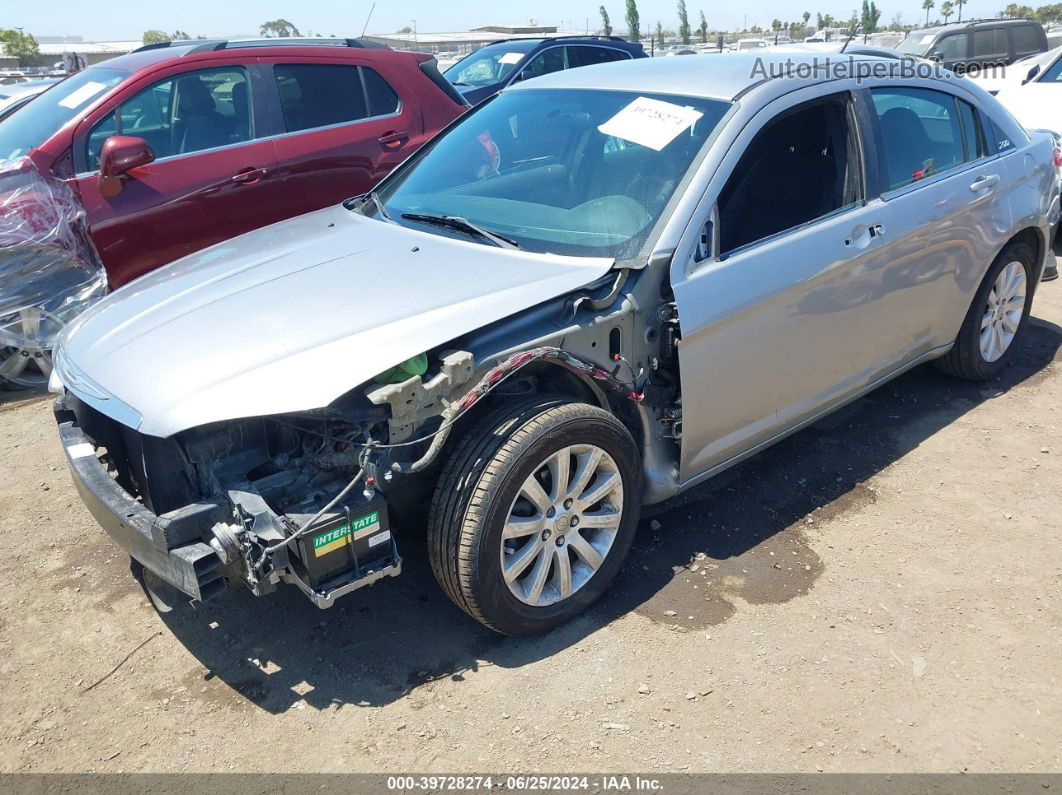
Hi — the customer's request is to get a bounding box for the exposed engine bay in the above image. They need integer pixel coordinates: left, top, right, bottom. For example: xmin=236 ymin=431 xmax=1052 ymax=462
xmin=60 ymin=343 xmax=659 ymax=609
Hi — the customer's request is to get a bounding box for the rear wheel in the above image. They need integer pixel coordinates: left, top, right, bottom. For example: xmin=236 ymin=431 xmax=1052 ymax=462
xmin=935 ymin=241 xmax=1035 ymax=380
xmin=428 ymin=398 xmax=642 ymax=635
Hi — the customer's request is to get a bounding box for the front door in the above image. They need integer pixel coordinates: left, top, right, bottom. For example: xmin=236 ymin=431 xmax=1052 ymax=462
xmin=73 ymin=63 xmax=283 ymax=288
xmin=671 ymin=90 xmax=896 ymax=480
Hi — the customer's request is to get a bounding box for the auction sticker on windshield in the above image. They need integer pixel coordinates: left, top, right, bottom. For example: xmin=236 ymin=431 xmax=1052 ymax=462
xmin=58 ymin=81 xmax=109 ymax=110
xmin=598 ymin=96 xmax=704 ymax=151
xmin=499 ymin=52 xmax=525 ymax=65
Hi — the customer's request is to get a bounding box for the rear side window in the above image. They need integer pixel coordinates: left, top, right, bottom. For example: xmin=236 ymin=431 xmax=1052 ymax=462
xmin=569 ymin=46 xmax=631 ymax=67
xmin=986 ymin=115 xmax=1016 ymax=153
xmin=972 ymin=28 xmax=1008 ymax=58
xmin=362 ymin=67 xmax=400 ymax=116
xmin=275 ymin=64 xmax=367 ymax=132
xmin=870 ymin=88 xmax=966 ymax=191
xmin=86 ymin=66 xmax=252 ymax=170
xmin=958 ymin=100 xmax=987 ymax=160
xmin=1011 ymin=24 xmax=1042 ymax=56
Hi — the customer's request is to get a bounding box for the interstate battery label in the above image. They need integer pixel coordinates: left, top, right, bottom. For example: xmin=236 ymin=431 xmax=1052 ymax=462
xmin=312 ymin=511 xmax=381 ymax=557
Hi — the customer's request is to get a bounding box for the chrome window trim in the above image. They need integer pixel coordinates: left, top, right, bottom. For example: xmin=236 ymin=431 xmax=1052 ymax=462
xmin=73 ymin=108 xmax=403 ymax=179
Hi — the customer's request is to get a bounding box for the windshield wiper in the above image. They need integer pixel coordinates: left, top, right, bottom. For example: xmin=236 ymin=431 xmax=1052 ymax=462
xmin=348 ymin=190 xmax=396 ymax=224
xmin=400 ymin=213 xmax=519 ymax=249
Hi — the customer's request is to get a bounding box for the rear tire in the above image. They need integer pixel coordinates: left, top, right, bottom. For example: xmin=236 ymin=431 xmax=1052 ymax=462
xmin=935 ymin=240 xmax=1035 ymax=380
xmin=428 ymin=397 xmax=642 ymax=635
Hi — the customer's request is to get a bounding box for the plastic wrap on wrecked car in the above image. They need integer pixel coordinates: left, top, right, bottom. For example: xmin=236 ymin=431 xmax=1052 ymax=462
xmin=0 ymin=156 xmax=107 ymax=348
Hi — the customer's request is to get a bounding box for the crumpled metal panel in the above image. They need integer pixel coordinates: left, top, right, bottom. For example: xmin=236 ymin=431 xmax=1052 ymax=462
xmin=0 ymin=157 xmax=107 ymax=385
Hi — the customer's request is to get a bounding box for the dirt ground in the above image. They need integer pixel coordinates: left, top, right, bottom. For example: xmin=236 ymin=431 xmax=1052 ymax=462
xmin=1 ymin=281 xmax=1060 ymax=776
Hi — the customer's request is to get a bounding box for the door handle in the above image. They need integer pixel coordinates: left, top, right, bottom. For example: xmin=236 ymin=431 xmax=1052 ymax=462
xmin=232 ymin=167 xmax=268 ymax=184
xmin=969 ymin=174 xmax=999 ymax=193
xmin=377 ymin=130 xmax=408 ymax=146
xmin=844 ymin=223 xmax=884 ymax=248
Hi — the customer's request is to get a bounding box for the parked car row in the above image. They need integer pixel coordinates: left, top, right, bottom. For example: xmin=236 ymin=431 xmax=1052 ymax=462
xmin=46 ymin=51 xmax=1059 ymax=636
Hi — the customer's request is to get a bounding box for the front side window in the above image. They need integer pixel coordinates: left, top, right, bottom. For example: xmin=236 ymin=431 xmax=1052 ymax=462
xmin=973 ymin=28 xmax=1008 ymax=58
xmin=373 ymin=88 xmax=730 ymax=258
xmin=0 ymin=67 xmax=127 ymax=160
xmin=85 ymin=67 xmax=251 ymax=170
xmin=519 ymin=47 xmax=569 ymax=81
xmin=870 ymin=88 xmax=966 ymax=191
xmin=932 ymin=34 xmax=967 ymax=61
xmin=718 ymin=94 xmax=862 ymax=255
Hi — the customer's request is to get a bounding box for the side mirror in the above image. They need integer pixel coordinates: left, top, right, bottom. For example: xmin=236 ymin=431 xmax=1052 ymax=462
xmin=1023 ymin=63 xmax=1041 ymax=84
xmin=99 ymin=135 xmax=155 ymax=198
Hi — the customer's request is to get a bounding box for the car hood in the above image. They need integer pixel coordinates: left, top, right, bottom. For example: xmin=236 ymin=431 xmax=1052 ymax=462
xmin=58 ymin=204 xmax=613 ymax=438
xmin=996 ymin=84 xmax=1062 ymax=134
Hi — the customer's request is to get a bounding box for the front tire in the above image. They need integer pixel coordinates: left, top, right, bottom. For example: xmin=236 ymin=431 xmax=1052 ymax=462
xmin=428 ymin=397 xmax=642 ymax=635
xmin=935 ymin=240 xmax=1035 ymax=380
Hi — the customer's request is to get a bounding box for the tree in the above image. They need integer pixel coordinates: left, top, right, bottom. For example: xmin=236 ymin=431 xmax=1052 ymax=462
xmin=803 ymin=10 xmax=812 ymax=25
xmin=0 ymin=29 xmax=43 ymax=66
xmin=625 ymin=0 xmax=641 ymax=41
xmin=600 ymin=6 xmax=613 ymax=36
xmin=816 ymin=12 xmax=824 ymax=27
xmin=677 ymin=0 xmax=691 ymax=43
xmin=956 ymin=0 xmax=967 ymax=20
xmin=889 ymin=11 xmax=905 ymax=29
xmin=259 ymin=19 xmax=301 ymax=37
xmin=922 ymin=0 xmax=935 ymax=25
xmin=656 ymin=20 xmax=665 ymax=46
xmin=1036 ymin=3 xmax=1062 ymax=21
xmin=861 ymin=0 xmax=881 ymax=32
xmin=396 ymin=25 xmax=413 ymax=33
xmin=142 ymin=29 xmax=169 ymax=44
xmin=771 ymin=18 xmax=783 ymax=31
xmin=941 ymin=0 xmax=955 ymax=22
xmin=698 ymin=10 xmax=709 ymax=42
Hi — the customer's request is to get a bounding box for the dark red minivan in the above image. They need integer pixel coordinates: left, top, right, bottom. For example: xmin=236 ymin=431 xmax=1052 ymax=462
xmin=1 ymin=39 xmax=467 ymax=287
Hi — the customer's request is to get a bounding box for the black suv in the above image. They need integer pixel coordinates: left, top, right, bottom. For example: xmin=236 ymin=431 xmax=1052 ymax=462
xmin=443 ymin=35 xmax=647 ymax=105
xmin=896 ymin=18 xmax=1047 ymax=72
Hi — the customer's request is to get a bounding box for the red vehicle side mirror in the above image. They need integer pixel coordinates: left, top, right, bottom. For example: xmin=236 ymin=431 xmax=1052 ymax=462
xmin=99 ymin=135 xmax=155 ymax=198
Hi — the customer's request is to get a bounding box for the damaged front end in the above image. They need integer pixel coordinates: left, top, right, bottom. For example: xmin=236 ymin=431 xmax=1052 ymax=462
xmin=56 ymin=344 xmax=643 ymax=609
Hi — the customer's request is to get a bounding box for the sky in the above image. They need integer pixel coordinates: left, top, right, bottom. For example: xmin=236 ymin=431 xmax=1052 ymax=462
xmin=7 ymin=0 xmax=1002 ymax=41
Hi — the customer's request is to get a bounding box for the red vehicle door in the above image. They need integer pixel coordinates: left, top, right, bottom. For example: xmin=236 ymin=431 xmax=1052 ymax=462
xmin=257 ymin=55 xmax=427 ymax=217
xmin=71 ymin=59 xmax=285 ymax=288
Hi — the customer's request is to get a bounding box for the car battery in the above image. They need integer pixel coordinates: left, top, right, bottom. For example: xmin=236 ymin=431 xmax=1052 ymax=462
xmin=289 ymin=496 xmax=395 ymax=589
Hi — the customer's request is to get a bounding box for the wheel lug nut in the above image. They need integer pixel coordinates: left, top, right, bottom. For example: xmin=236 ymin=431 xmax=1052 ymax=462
xmin=546 ymin=507 xmax=556 ymax=518
xmin=563 ymin=498 xmax=573 ymax=509
xmin=555 ymin=536 xmax=565 ymax=546
xmin=570 ymin=516 xmax=580 ymax=527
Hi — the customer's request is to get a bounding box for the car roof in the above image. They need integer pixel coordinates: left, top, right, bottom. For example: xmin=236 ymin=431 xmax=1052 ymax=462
xmin=82 ymin=38 xmax=405 ymax=74
xmin=909 ymin=18 xmax=1042 ymax=38
xmin=506 ymin=51 xmax=893 ymax=101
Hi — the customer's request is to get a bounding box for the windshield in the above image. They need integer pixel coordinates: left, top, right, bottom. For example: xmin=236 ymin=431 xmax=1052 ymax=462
xmin=895 ymin=32 xmax=935 ymax=55
xmin=373 ymin=88 xmax=731 ymax=259
xmin=0 ymin=68 xmax=127 ymax=160
xmin=443 ymin=44 xmax=535 ymax=87
xmin=1035 ymin=48 xmax=1062 ymax=80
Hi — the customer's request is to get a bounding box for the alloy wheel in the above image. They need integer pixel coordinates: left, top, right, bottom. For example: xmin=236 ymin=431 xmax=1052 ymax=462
xmin=979 ymin=261 xmax=1027 ymax=364
xmin=0 ymin=306 xmax=59 ymax=389
xmin=500 ymin=444 xmax=624 ymax=607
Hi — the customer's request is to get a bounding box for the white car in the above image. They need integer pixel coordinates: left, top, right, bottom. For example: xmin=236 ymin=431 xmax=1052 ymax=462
xmin=0 ymin=78 xmax=59 ymax=122
xmin=734 ymin=38 xmax=769 ymax=51
xmin=994 ymin=46 xmax=1062 ymax=279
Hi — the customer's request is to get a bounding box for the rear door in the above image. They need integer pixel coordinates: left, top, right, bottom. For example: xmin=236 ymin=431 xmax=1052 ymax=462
xmin=971 ymin=26 xmax=1010 ymax=69
xmin=72 ymin=59 xmax=283 ymax=287
xmin=259 ymin=56 xmax=423 ymax=216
